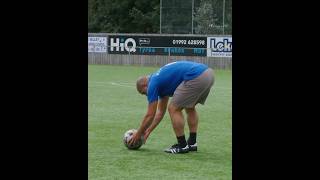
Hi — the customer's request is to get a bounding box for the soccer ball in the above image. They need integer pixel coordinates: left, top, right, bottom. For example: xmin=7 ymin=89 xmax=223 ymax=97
xmin=123 ymin=129 xmax=143 ymax=150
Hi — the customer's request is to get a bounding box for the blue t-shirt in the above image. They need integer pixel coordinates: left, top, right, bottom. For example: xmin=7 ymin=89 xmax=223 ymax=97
xmin=147 ymin=61 xmax=208 ymax=104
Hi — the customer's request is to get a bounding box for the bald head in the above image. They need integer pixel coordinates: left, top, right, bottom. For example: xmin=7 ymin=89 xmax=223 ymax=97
xmin=136 ymin=76 xmax=148 ymax=95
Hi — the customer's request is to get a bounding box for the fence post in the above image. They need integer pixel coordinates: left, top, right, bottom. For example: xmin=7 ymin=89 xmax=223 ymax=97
xmin=223 ymin=0 xmax=225 ymax=34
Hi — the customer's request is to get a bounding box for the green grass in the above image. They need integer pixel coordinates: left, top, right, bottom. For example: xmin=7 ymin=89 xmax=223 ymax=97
xmin=88 ymin=64 xmax=232 ymax=180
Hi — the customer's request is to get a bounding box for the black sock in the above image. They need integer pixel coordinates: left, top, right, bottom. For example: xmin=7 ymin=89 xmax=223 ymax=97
xmin=177 ymin=135 xmax=187 ymax=148
xmin=187 ymin=132 xmax=197 ymax=145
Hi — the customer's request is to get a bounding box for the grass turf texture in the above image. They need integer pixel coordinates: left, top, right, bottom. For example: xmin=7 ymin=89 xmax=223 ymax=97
xmin=88 ymin=64 xmax=232 ymax=180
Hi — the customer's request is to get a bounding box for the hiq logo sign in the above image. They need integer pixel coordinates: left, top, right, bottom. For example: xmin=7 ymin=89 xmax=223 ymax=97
xmin=109 ymin=37 xmax=137 ymax=53
xmin=207 ymin=37 xmax=232 ymax=57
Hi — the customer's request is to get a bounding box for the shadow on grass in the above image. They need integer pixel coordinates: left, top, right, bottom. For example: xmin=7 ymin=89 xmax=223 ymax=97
xmin=120 ymin=146 xmax=230 ymax=163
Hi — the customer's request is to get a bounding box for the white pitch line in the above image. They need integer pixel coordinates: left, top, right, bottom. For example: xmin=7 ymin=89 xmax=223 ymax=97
xmin=88 ymin=81 xmax=232 ymax=90
xmin=109 ymin=82 xmax=135 ymax=88
xmin=89 ymin=81 xmax=135 ymax=88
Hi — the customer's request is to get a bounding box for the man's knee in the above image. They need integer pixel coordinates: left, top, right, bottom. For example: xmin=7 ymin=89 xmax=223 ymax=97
xmin=168 ymin=103 xmax=182 ymax=114
xmin=185 ymin=107 xmax=196 ymax=115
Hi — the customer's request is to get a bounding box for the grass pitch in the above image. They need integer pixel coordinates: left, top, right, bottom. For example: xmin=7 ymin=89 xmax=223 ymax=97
xmin=88 ymin=64 xmax=232 ymax=180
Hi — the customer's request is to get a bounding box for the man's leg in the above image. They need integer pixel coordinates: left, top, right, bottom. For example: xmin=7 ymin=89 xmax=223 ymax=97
xmin=168 ymin=103 xmax=185 ymax=137
xmin=164 ymin=102 xmax=189 ymax=154
xmin=185 ymin=107 xmax=198 ymax=133
xmin=185 ymin=107 xmax=198 ymax=151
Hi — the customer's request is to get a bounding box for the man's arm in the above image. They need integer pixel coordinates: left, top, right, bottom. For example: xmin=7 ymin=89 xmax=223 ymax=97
xmin=144 ymin=96 xmax=169 ymax=141
xmin=128 ymin=100 xmax=158 ymax=145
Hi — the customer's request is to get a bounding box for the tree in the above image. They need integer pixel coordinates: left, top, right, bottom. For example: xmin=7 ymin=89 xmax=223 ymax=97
xmin=88 ymin=0 xmax=231 ymax=34
xmin=194 ymin=0 xmax=221 ymax=34
xmin=160 ymin=0 xmax=193 ymax=34
xmin=224 ymin=0 xmax=232 ymax=34
xmin=88 ymin=0 xmax=159 ymax=33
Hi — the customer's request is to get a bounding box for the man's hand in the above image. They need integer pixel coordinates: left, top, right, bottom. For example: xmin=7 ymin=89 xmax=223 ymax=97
xmin=129 ymin=101 xmax=157 ymax=146
xmin=128 ymin=131 xmax=141 ymax=146
xmin=142 ymin=97 xmax=168 ymax=144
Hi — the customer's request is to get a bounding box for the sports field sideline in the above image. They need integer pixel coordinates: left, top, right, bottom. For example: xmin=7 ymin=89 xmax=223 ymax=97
xmin=88 ymin=64 xmax=232 ymax=180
